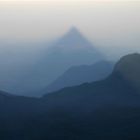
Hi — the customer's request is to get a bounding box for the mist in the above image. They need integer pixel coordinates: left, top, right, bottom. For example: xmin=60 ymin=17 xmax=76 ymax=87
xmin=0 ymin=1 xmax=139 ymax=55
xmin=0 ymin=0 xmax=139 ymax=95
xmin=1 ymin=2 xmax=140 ymax=139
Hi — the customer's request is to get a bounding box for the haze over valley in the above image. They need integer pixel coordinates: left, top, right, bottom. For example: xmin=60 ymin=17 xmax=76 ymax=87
xmin=0 ymin=0 xmax=140 ymax=140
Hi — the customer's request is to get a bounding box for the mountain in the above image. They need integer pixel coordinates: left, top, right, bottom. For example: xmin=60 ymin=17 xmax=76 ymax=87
xmin=15 ymin=27 xmax=103 ymax=97
xmin=44 ymin=61 xmax=114 ymax=93
xmin=50 ymin=27 xmax=100 ymax=54
xmin=43 ymin=53 xmax=140 ymax=107
xmin=114 ymin=53 xmax=140 ymax=92
xmin=1 ymin=53 xmax=140 ymax=140
xmin=38 ymin=53 xmax=140 ymax=139
xmin=0 ymin=90 xmax=13 ymax=98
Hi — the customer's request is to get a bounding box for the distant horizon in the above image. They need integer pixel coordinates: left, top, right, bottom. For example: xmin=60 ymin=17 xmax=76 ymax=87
xmin=0 ymin=1 xmax=139 ymax=46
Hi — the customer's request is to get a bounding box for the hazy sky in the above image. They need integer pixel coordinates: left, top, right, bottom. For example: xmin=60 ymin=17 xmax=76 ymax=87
xmin=0 ymin=0 xmax=140 ymax=50
xmin=0 ymin=0 xmax=139 ymax=94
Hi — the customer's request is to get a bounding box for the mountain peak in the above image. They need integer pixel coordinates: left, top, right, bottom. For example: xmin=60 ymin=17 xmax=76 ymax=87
xmin=65 ymin=26 xmax=83 ymax=38
xmin=59 ymin=26 xmax=94 ymax=48
xmin=68 ymin=26 xmax=81 ymax=33
xmin=52 ymin=26 xmax=103 ymax=59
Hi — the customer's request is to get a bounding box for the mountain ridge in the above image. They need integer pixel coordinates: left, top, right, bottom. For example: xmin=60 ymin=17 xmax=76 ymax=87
xmin=14 ymin=27 xmax=103 ymax=97
xmin=0 ymin=53 xmax=140 ymax=139
xmin=43 ymin=53 xmax=140 ymax=107
xmin=44 ymin=60 xmax=114 ymax=93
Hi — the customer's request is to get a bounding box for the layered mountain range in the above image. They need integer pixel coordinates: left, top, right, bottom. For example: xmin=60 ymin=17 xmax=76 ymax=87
xmin=9 ymin=27 xmax=104 ymax=97
xmin=45 ymin=61 xmax=114 ymax=93
xmin=43 ymin=53 xmax=140 ymax=108
xmin=0 ymin=53 xmax=140 ymax=140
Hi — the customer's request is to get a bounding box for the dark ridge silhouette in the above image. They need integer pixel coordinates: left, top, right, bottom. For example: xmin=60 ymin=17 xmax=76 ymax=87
xmin=43 ymin=53 xmax=140 ymax=102
xmin=0 ymin=91 xmax=10 ymax=96
xmin=113 ymin=53 xmax=140 ymax=92
xmin=44 ymin=61 xmax=114 ymax=93
xmin=1 ymin=53 xmax=140 ymax=140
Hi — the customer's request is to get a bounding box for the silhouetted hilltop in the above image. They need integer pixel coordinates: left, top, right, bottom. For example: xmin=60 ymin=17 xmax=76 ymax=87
xmin=0 ymin=90 xmax=13 ymax=98
xmin=113 ymin=53 xmax=140 ymax=92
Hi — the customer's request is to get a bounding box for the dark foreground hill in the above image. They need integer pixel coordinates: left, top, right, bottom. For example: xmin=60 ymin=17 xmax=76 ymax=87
xmin=1 ymin=53 xmax=140 ymax=140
